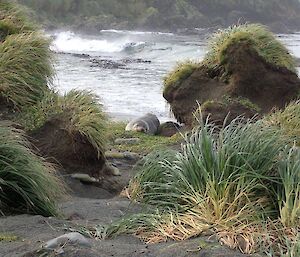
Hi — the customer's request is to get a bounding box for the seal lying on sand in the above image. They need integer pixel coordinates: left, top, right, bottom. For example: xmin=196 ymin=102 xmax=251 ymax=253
xmin=125 ymin=113 xmax=160 ymax=135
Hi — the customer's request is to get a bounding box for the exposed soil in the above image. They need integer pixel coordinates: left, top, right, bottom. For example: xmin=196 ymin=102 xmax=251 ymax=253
xmin=30 ymin=114 xmax=106 ymax=179
xmin=163 ymin=66 xmax=226 ymax=125
xmin=164 ymin=41 xmax=300 ymax=126
xmin=224 ymin=41 xmax=300 ymax=112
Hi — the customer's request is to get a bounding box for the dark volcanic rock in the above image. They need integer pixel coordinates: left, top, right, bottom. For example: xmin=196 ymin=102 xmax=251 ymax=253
xmin=90 ymin=59 xmax=127 ymax=69
xmin=90 ymin=58 xmax=151 ymax=69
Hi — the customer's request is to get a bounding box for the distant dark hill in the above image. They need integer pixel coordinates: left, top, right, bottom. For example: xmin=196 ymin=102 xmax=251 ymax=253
xmin=16 ymin=0 xmax=300 ymax=33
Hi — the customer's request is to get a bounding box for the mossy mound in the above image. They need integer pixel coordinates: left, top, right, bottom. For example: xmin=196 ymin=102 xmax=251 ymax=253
xmin=204 ymin=24 xmax=296 ymax=73
xmin=163 ymin=61 xmax=200 ymax=92
xmin=197 ymin=97 xmax=260 ymax=126
xmin=163 ymin=24 xmax=300 ymax=126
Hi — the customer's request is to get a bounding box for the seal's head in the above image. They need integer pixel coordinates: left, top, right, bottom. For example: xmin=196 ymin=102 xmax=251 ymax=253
xmin=132 ymin=124 xmax=147 ymax=133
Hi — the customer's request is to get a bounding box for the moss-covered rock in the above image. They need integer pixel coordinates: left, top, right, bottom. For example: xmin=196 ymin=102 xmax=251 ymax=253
xmin=163 ymin=24 xmax=300 ymax=126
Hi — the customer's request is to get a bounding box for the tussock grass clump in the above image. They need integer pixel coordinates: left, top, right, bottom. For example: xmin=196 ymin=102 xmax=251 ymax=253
xmin=0 ymin=121 xmax=65 ymax=216
xmin=264 ymin=101 xmax=300 ymax=145
xmin=203 ymin=23 xmax=296 ymax=72
xmin=20 ymin=90 xmax=107 ymax=156
xmin=0 ymin=1 xmax=36 ymax=39
xmin=282 ymin=238 xmax=300 ymax=257
xmin=163 ymin=60 xmax=199 ymax=91
xmin=0 ymin=32 xmax=53 ymax=109
xmin=126 ymin=150 xmax=178 ymax=200
xmin=278 ymin=147 xmax=300 ymax=228
xmin=90 ymin=118 xmax=300 ymax=254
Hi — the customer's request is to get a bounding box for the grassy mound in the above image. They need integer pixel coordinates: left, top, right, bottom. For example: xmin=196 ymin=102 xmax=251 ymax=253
xmin=20 ymin=90 xmax=107 ymax=157
xmin=0 ymin=121 xmax=65 ymax=216
xmin=164 ymin=24 xmax=296 ymax=93
xmin=163 ymin=23 xmax=299 ymax=126
xmin=193 ymin=96 xmax=261 ymax=126
xmin=88 ymin=118 xmax=300 ymax=255
xmin=203 ymin=23 xmax=296 ymax=73
xmin=0 ymin=1 xmax=36 ymax=39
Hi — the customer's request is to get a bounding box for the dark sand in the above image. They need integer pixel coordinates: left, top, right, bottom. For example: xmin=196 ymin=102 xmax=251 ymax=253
xmin=0 ymin=155 xmax=255 ymax=257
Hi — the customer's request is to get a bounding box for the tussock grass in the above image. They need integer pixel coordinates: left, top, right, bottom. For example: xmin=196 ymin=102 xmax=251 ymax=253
xmin=126 ymin=150 xmax=178 ymax=200
xmin=163 ymin=60 xmax=199 ymax=91
xmin=281 ymin=237 xmax=300 ymax=257
xmin=0 ymin=121 xmax=65 ymax=216
xmin=264 ymin=101 xmax=300 ymax=145
xmin=0 ymin=1 xmax=36 ymax=39
xmin=278 ymin=147 xmax=300 ymax=228
xmin=0 ymin=32 xmax=53 ymax=109
xmin=89 ymin=118 xmax=298 ymax=254
xmin=20 ymin=90 xmax=107 ymax=156
xmin=203 ymin=23 xmax=296 ymax=72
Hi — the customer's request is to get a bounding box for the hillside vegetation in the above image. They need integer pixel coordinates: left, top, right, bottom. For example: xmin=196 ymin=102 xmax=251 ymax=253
xmin=16 ymin=0 xmax=300 ymax=32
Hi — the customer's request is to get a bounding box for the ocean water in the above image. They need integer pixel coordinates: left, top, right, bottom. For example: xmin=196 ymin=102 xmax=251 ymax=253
xmin=51 ymin=30 xmax=300 ymax=121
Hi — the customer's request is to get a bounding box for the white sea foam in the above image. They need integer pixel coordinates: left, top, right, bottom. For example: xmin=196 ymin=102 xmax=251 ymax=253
xmin=51 ymin=31 xmax=135 ymax=53
xmin=100 ymin=29 xmax=174 ymax=36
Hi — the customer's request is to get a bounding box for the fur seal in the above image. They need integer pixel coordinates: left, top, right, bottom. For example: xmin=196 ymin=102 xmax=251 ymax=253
xmin=125 ymin=113 xmax=160 ymax=135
